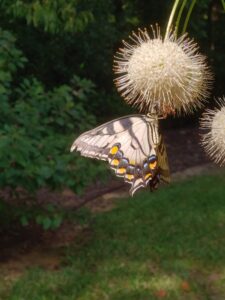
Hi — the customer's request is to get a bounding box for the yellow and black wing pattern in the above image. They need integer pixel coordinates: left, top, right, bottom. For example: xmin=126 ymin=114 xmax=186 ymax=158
xmin=71 ymin=114 xmax=170 ymax=196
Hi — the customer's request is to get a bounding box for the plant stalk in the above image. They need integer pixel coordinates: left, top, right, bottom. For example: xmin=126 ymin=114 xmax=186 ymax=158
xmin=176 ymin=0 xmax=188 ymax=35
xmin=165 ymin=0 xmax=181 ymax=40
xmin=221 ymin=0 xmax=225 ymax=11
xmin=182 ymin=0 xmax=197 ymax=34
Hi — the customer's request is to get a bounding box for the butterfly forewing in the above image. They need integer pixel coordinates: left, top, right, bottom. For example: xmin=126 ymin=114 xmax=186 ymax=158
xmin=71 ymin=114 xmax=170 ymax=195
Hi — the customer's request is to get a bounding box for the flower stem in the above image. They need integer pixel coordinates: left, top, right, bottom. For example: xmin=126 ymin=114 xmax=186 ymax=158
xmin=182 ymin=0 xmax=197 ymax=34
xmin=165 ymin=0 xmax=181 ymax=40
xmin=221 ymin=0 xmax=225 ymax=11
xmin=176 ymin=0 xmax=188 ymax=35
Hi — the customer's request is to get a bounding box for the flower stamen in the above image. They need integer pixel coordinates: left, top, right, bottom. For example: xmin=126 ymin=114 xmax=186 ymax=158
xmin=114 ymin=26 xmax=212 ymax=116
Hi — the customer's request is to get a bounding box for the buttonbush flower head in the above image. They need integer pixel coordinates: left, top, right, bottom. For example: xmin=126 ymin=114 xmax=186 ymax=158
xmin=114 ymin=26 xmax=212 ymax=116
xmin=200 ymin=97 xmax=225 ymax=166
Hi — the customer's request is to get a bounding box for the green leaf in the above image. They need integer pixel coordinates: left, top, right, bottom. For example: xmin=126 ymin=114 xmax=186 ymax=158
xmin=20 ymin=215 xmax=29 ymax=226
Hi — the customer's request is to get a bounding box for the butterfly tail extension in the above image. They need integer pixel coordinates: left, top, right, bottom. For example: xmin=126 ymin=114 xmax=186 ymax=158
xmin=129 ymin=178 xmax=146 ymax=196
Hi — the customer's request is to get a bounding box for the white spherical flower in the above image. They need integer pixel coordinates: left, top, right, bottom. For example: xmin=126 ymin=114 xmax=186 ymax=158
xmin=200 ymin=97 xmax=225 ymax=166
xmin=114 ymin=26 xmax=212 ymax=115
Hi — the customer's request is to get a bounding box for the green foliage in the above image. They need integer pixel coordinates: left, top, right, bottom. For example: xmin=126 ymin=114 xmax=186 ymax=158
xmin=2 ymin=0 xmax=94 ymax=33
xmin=0 ymin=28 xmax=27 ymax=95
xmin=2 ymin=0 xmax=223 ymax=106
xmin=0 ymin=28 xmax=105 ymax=196
xmin=0 ymin=77 xmax=99 ymax=193
xmin=0 ymin=201 xmax=62 ymax=230
xmin=0 ymin=200 xmax=91 ymax=230
xmin=0 ymin=0 xmax=120 ymax=91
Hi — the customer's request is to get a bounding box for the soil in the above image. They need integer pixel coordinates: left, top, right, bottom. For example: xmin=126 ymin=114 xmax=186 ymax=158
xmin=0 ymin=126 xmax=218 ymax=281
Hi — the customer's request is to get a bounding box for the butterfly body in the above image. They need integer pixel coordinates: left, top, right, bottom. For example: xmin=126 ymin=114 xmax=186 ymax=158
xmin=71 ymin=114 xmax=170 ymax=196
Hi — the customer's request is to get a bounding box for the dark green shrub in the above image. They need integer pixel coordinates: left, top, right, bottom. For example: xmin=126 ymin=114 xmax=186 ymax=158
xmin=0 ymin=28 xmax=105 ymax=197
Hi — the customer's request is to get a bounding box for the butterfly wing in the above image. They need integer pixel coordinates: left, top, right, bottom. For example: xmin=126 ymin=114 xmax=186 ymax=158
xmin=71 ymin=114 xmax=169 ymax=195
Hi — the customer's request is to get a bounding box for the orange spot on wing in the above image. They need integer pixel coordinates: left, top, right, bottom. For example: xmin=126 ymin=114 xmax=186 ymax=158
xmin=110 ymin=146 xmax=119 ymax=155
xmin=125 ymin=174 xmax=134 ymax=181
xmin=149 ymin=161 xmax=157 ymax=170
xmin=144 ymin=173 xmax=152 ymax=180
xmin=111 ymin=159 xmax=119 ymax=166
xmin=117 ymin=167 xmax=126 ymax=174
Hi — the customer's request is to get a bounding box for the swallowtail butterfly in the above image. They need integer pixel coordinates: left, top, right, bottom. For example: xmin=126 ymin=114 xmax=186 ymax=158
xmin=71 ymin=114 xmax=170 ymax=196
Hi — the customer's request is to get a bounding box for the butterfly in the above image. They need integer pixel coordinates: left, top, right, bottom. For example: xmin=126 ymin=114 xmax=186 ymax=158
xmin=70 ymin=114 xmax=170 ymax=196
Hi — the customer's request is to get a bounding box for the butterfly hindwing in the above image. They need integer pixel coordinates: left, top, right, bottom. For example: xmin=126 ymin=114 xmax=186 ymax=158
xmin=71 ymin=114 xmax=169 ymax=195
